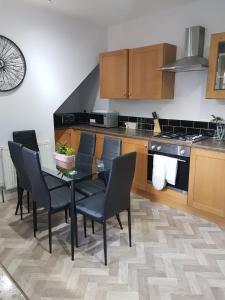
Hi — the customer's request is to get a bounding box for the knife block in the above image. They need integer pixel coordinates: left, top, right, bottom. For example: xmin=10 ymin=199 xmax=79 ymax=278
xmin=153 ymin=119 xmax=161 ymax=134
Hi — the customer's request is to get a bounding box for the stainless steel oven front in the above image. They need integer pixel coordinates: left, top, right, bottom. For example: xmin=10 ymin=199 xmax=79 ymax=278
xmin=147 ymin=141 xmax=190 ymax=193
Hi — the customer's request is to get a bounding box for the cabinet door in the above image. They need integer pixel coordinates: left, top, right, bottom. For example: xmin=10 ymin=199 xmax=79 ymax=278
xmin=206 ymin=32 xmax=225 ymax=99
xmin=129 ymin=45 xmax=164 ymax=99
xmin=100 ymin=49 xmax=129 ymax=99
xmin=95 ymin=134 xmax=105 ymax=159
xmin=55 ymin=129 xmax=72 ymax=148
xmin=188 ymin=149 xmax=225 ymax=217
xmin=122 ymin=138 xmax=148 ymax=191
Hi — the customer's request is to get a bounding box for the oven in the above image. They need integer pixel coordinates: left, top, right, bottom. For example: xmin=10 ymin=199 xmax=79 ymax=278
xmin=147 ymin=141 xmax=190 ymax=193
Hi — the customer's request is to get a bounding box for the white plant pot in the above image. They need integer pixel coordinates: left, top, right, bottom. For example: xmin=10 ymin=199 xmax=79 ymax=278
xmin=55 ymin=152 xmax=75 ymax=163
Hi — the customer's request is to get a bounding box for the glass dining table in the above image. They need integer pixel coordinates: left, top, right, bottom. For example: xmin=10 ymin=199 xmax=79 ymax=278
xmin=41 ymin=153 xmax=111 ymax=261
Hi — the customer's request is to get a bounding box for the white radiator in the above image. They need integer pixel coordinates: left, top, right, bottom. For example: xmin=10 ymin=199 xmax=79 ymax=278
xmin=0 ymin=141 xmax=52 ymax=190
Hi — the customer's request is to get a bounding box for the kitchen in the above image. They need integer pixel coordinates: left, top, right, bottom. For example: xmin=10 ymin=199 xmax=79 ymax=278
xmin=1 ymin=0 xmax=225 ymax=299
xmin=54 ymin=25 xmax=225 ymax=224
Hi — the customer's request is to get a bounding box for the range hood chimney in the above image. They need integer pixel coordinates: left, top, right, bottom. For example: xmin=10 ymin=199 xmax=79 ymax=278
xmin=159 ymin=26 xmax=208 ymax=72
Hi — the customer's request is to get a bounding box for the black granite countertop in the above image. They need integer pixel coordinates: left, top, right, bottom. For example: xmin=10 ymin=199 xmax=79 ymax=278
xmin=57 ymin=124 xmax=153 ymax=140
xmin=192 ymin=139 xmax=225 ymax=153
xmin=55 ymin=125 xmax=225 ymax=153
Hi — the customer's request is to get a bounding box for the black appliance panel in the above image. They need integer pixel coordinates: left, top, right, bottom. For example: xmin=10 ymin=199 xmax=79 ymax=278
xmin=147 ymin=151 xmax=190 ymax=192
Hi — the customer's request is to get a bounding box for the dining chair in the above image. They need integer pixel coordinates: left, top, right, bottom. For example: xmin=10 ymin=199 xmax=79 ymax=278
xmin=22 ymin=146 xmax=86 ymax=253
xmin=8 ymin=141 xmax=67 ymax=220
xmin=77 ymin=132 xmax=96 ymax=156
xmin=13 ymin=130 xmax=39 ymax=151
xmin=76 ymin=137 xmax=121 ymax=196
xmin=13 ymin=130 xmax=39 ymax=214
xmin=75 ymin=151 xmax=136 ymax=265
xmin=76 ymin=137 xmax=122 ymax=234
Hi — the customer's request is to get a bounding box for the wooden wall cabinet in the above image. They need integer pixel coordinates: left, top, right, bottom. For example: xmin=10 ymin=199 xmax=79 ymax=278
xmin=100 ymin=43 xmax=176 ymax=100
xmin=188 ymin=148 xmax=225 ymax=217
xmin=206 ymin=32 xmax=225 ymax=99
xmin=100 ymin=49 xmax=129 ymax=99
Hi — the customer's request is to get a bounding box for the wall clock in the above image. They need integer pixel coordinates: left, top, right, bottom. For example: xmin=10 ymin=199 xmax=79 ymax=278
xmin=0 ymin=35 xmax=26 ymax=92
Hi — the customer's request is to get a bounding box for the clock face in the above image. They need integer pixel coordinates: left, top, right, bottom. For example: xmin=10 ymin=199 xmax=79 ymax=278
xmin=0 ymin=35 xmax=26 ymax=92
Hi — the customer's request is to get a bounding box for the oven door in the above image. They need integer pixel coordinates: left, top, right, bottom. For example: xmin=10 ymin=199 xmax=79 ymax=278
xmin=147 ymin=151 xmax=190 ymax=192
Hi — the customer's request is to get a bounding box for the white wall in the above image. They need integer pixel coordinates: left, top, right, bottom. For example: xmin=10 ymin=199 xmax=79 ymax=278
xmin=0 ymin=0 xmax=106 ymax=149
xmin=100 ymin=0 xmax=225 ymax=121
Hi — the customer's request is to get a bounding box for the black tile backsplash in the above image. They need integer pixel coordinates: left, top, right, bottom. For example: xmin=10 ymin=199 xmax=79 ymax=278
xmin=162 ymin=125 xmax=173 ymax=132
xmin=118 ymin=115 xmax=217 ymax=137
xmin=169 ymin=119 xmax=181 ymax=127
xmin=173 ymin=126 xmax=187 ymax=133
xmin=180 ymin=120 xmax=194 ymax=128
xmin=54 ymin=112 xmax=217 ymax=137
xmin=187 ymin=128 xmax=200 ymax=135
xmin=193 ymin=121 xmax=208 ymax=129
xmin=159 ymin=118 xmax=169 ymax=126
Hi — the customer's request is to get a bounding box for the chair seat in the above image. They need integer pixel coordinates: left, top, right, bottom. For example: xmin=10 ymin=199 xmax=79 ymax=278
xmin=76 ymin=178 xmax=105 ymax=196
xmin=76 ymin=192 xmax=105 ymax=221
xmin=44 ymin=175 xmax=67 ymax=190
xmin=50 ymin=186 xmax=85 ymax=211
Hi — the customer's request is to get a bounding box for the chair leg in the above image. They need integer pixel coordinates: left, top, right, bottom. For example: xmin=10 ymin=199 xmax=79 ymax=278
xmin=48 ymin=212 xmax=52 ymax=254
xmin=127 ymin=208 xmax=132 ymax=247
xmin=83 ymin=215 xmax=87 ymax=238
xmin=15 ymin=186 xmax=23 ymax=215
xmin=65 ymin=209 xmax=68 ymax=223
xmin=33 ymin=201 xmax=37 ymax=237
xmin=27 ymin=192 xmax=30 ymax=213
xmin=91 ymin=220 xmax=95 ymax=234
xmin=18 ymin=188 xmax=24 ymax=220
xmin=74 ymin=210 xmax=78 ymax=248
xmin=103 ymin=222 xmax=107 ymax=266
xmin=116 ymin=214 xmax=123 ymax=230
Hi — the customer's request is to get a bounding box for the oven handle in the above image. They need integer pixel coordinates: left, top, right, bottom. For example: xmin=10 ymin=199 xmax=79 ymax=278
xmin=147 ymin=153 xmax=187 ymax=163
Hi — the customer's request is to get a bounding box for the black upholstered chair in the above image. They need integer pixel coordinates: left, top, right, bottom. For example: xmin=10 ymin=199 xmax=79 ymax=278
xmin=13 ymin=130 xmax=39 ymax=152
xmin=12 ymin=130 xmax=39 ymax=214
xmin=22 ymin=146 xmax=85 ymax=253
xmin=76 ymin=137 xmax=122 ymax=234
xmin=76 ymin=152 xmax=136 ymax=265
xmin=8 ymin=141 xmax=67 ymax=220
xmin=76 ymin=137 xmax=121 ymax=196
xmin=77 ymin=132 xmax=96 ymax=156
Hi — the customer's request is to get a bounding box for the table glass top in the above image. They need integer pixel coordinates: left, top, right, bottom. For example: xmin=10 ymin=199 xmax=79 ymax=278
xmin=42 ymin=153 xmax=111 ymax=183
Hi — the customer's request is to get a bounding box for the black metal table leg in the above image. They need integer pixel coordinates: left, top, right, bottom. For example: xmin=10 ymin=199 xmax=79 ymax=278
xmin=70 ymin=181 xmax=78 ymax=261
xmin=70 ymin=181 xmax=75 ymax=261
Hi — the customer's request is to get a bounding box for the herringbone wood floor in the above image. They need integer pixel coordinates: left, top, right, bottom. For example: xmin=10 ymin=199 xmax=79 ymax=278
xmin=1 ymin=194 xmax=225 ymax=300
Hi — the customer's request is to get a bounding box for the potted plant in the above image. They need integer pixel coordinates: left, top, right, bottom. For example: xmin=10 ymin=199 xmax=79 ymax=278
xmin=55 ymin=143 xmax=75 ymax=163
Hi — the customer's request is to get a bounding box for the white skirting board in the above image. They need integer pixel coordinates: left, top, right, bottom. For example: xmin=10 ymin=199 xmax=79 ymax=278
xmin=0 ymin=141 xmax=52 ymax=191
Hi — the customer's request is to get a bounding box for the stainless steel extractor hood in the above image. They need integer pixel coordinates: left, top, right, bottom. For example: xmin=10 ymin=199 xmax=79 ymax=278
xmin=159 ymin=26 xmax=208 ymax=72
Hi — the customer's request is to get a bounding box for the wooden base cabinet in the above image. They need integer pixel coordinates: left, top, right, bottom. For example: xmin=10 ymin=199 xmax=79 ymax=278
xmin=188 ymin=148 xmax=225 ymax=217
xmin=55 ymin=129 xmax=73 ymax=148
xmin=122 ymin=137 xmax=148 ymax=191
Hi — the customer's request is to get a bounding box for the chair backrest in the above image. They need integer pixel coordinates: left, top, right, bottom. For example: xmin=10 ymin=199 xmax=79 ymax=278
xmin=8 ymin=141 xmax=31 ymax=191
xmin=99 ymin=137 xmax=121 ymax=183
xmin=22 ymin=147 xmax=51 ymax=209
xmin=101 ymin=137 xmax=121 ymax=160
xmin=104 ymin=152 xmax=136 ymax=219
xmin=76 ymin=132 xmax=96 ymax=171
xmin=13 ymin=130 xmax=39 ymax=152
xmin=77 ymin=132 xmax=96 ymax=156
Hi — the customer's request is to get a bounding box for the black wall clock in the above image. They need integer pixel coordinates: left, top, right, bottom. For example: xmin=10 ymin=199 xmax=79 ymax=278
xmin=0 ymin=35 xmax=26 ymax=92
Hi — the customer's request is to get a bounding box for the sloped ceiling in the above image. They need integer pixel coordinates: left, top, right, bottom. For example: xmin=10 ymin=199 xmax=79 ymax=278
xmin=18 ymin=0 xmax=199 ymax=25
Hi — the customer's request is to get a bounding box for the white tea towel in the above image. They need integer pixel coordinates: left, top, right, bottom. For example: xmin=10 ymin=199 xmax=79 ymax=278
xmin=152 ymin=154 xmax=166 ymax=191
xmin=164 ymin=156 xmax=178 ymax=185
